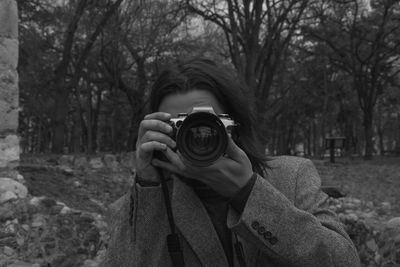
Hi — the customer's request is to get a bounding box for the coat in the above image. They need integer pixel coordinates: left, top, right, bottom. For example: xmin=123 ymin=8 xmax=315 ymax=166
xmin=101 ymin=156 xmax=361 ymax=267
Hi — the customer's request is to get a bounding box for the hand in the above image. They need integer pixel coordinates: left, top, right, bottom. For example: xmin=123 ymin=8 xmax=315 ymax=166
xmin=135 ymin=112 xmax=176 ymax=183
xmin=151 ymin=138 xmax=253 ymax=197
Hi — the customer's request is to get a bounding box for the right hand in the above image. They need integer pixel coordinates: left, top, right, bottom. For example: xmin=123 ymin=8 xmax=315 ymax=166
xmin=135 ymin=112 xmax=176 ymax=183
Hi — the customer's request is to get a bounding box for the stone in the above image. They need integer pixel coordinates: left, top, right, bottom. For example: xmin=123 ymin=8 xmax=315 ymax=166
xmin=21 ymin=224 xmax=30 ymax=232
xmin=0 ymin=135 xmax=19 ymax=168
xmin=59 ymin=165 xmax=73 ymax=175
xmin=3 ymin=245 xmax=15 ymax=256
xmin=16 ymin=173 xmax=24 ymax=183
xmin=119 ymin=152 xmax=136 ymax=169
xmin=58 ymin=155 xmax=74 ymax=166
xmin=385 ymin=217 xmax=400 ymax=235
xmin=8 ymin=261 xmax=41 ymax=267
xmin=31 ymin=214 xmax=46 ymax=228
xmin=74 ymin=156 xmax=88 ymax=169
xmin=0 ymin=0 xmax=18 ymax=39
xmin=366 ymin=239 xmax=378 ymax=251
xmin=29 ymin=196 xmax=45 ymax=207
xmin=83 ymin=259 xmax=99 ymax=267
xmin=60 ymin=206 xmax=72 ymax=214
xmin=103 ymin=154 xmax=119 ymax=170
xmin=0 ymin=178 xmax=27 ymax=198
xmin=89 ymin=157 xmax=104 ymax=169
xmin=0 ymin=190 xmax=17 ymax=204
xmin=0 ymin=38 xmax=19 ymax=69
xmin=0 ymin=206 xmax=14 ymax=221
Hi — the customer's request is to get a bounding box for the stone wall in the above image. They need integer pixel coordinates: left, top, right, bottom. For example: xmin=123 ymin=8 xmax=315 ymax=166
xmin=0 ymin=0 xmax=19 ymax=171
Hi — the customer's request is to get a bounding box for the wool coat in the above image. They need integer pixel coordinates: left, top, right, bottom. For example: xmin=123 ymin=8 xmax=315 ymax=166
xmin=101 ymin=156 xmax=361 ymax=267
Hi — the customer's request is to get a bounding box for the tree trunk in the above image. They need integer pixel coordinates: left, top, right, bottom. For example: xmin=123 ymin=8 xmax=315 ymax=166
xmin=363 ymin=111 xmax=374 ymax=160
xmin=87 ymin=88 xmax=93 ymax=154
xmin=52 ymin=89 xmax=70 ymax=153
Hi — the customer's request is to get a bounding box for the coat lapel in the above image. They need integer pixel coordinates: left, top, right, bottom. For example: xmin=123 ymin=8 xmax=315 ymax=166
xmin=172 ymin=177 xmax=229 ymax=267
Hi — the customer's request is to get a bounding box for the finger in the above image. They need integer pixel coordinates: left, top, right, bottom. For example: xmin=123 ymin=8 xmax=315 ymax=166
xmin=138 ymin=119 xmax=173 ymax=141
xmin=224 ymin=137 xmax=246 ymax=162
xmin=139 ymin=141 xmax=167 ymax=154
xmin=152 ymin=158 xmax=182 ymax=175
xmin=141 ymin=130 xmax=176 ymax=149
xmin=163 ymin=147 xmax=186 ymax=171
xmin=144 ymin=112 xmax=171 ymax=121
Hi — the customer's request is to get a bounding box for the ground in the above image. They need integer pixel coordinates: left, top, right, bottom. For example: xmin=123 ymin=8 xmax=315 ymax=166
xmin=18 ymin=155 xmax=400 ymax=218
xmin=315 ymin=157 xmax=400 ymax=216
xmin=10 ymin=154 xmax=400 ymax=266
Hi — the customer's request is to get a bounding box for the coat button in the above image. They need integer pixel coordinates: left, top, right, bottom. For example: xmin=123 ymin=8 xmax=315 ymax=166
xmin=251 ymin=221 xmax=259 ymax=230
xmin=269 ymin=236 xmax=278 ymax=245
xmin=257 ymin=226 xmax=266 ymax=235
xmin=263 ymin=231 xmax=272 ymax=239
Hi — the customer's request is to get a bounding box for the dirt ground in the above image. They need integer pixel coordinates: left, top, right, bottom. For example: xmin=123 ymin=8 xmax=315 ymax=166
xmin=315 ymin=156 xmax=400 ymax=216
xmin=17 ymin=155 xmax=400 ymax=217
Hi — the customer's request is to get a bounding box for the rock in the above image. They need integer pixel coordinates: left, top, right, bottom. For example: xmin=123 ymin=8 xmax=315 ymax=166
xmin=21 ymin=224 xmax=30 ymax=232
xmin=386 ymin=217 xmax=400 ymax=229
xmin=16 ymin=174 xmax=24 ymax=183
xmin=0 ymin=178 xmax=28 ymax=201
xmin=119 ymin=152 xmax=136 ymax=169
xmin=59 ymin=165 xmax=73 ymax=175
xmin=29 ymin=196 xmax=45 ymax=207
xmin=0 ymin=190 xmax=17 ymax=204
xmin=83 ymin=259 xmax=99 ymax=267
xmin=8 ymin=261 xmax=40 ymax=267
xmin=0 ymin=135 xmax=19 ymax=168
xmin=60 ymin=206 xmax=71 ymax=214
xmin=366 ymin=239 xmax=378 ymax=251
xmin=103 ymin=154 xmax=119 ymax=170
xmin=89 ymin=157 xmax=104 ymax=169
xmin=31 ymin=214 xmax=46 ymax=228
xmin=74 ymin=156 xmax=88 ymax=169
xmin=0 ymin=205 xmax=14 ymax=221
xmin=339 ymin=213 xmax=359 ymax=222
xmin=58 ymin=155 xmax=74 ymax=166
xmin=3 ymin=245 xmax=15 ymax=256
xmin=384 ymin=217 xmax=400 ymax=239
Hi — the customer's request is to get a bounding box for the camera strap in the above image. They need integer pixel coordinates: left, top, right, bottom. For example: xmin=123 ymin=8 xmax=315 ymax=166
xmin=156 ymin=167 xmax=185 ymax=267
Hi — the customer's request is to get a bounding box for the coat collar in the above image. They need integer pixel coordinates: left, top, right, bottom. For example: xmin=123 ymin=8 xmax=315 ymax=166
xmin=172 ymin=176 xmax=229 ymax=267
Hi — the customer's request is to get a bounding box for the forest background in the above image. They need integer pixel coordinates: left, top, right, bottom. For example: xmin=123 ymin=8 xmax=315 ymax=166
xmin=17 ymin=0 xmax=400 ymax=160
xmin=2 ymin=0 xmax=399 ymax=266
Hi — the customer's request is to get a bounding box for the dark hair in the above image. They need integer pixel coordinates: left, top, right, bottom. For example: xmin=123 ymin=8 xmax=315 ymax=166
xmin=149 ymin=58 xmax=267 ymax=174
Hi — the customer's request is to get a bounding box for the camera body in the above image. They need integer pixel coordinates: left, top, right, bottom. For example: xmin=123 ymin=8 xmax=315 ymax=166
xmin=168 ymin=106 xmax=237 ymax=166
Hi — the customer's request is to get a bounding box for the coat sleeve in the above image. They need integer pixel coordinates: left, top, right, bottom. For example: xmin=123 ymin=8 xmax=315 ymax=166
xmin=227 ymin=158 xmax=361 ymax=267
xmin=100 ymin=173 xmax=168 ymax=267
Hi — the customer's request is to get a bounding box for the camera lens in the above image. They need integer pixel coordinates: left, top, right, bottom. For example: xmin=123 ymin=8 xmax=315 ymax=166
xmin=176 ymin=112 xmax=228 ymax=166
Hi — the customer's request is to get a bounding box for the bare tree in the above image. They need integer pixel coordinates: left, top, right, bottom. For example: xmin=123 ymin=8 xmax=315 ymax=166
xmin=304 ymin=0 xmax=400 ymax=159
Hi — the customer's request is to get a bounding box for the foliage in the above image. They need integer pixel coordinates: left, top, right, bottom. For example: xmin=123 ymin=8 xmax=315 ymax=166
xmin=17 ymin=0 xmax=400 ymax=157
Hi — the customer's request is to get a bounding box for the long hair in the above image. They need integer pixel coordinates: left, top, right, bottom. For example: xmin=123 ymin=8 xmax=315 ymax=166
xmin=149 ymin=58 xmax=267 ymax=174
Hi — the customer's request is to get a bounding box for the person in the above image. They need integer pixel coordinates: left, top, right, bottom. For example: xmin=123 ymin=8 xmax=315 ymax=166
xmin=101 ymin=58 xmax=360 ymax=267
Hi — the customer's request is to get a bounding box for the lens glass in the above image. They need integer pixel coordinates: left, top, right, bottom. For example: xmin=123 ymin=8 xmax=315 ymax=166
xmin=186 ymin=126 xmax=219 ymax=156
xmin=176 ymin=112 xmax=228 ymax=166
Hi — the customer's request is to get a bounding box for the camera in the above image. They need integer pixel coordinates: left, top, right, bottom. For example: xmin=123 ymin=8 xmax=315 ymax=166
xmin=167 ymin=106 xmax=237 ymax=167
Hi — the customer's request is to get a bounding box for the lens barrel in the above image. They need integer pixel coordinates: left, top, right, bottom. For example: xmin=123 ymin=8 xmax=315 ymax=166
xmin=176 ymin=112 xmax=228 ymax=166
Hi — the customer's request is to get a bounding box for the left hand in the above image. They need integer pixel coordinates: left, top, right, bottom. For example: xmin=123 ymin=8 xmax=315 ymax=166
xmin=151 ymin=138 xmax=253 ymax=197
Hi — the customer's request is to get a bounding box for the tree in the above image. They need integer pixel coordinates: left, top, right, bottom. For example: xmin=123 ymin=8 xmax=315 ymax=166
xmin=304 ymin=0 xmax=400 ymax=159
xmin=51 ymin=0 xmax=123 ymax=153
xmin=186 ymin=0 xmax=312 ymax=145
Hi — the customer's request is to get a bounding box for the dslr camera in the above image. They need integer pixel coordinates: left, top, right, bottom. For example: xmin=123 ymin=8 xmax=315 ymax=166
xmin=167 ymin=106 xmax=237 ymax=166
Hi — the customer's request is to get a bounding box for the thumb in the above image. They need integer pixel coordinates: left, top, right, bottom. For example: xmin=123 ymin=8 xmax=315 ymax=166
xmin=224 ymin=137 xmax=245 ymax=162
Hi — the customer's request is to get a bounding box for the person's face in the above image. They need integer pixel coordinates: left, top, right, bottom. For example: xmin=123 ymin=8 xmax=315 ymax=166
xmin=158 ymin=89 xmax=225 ymax=117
